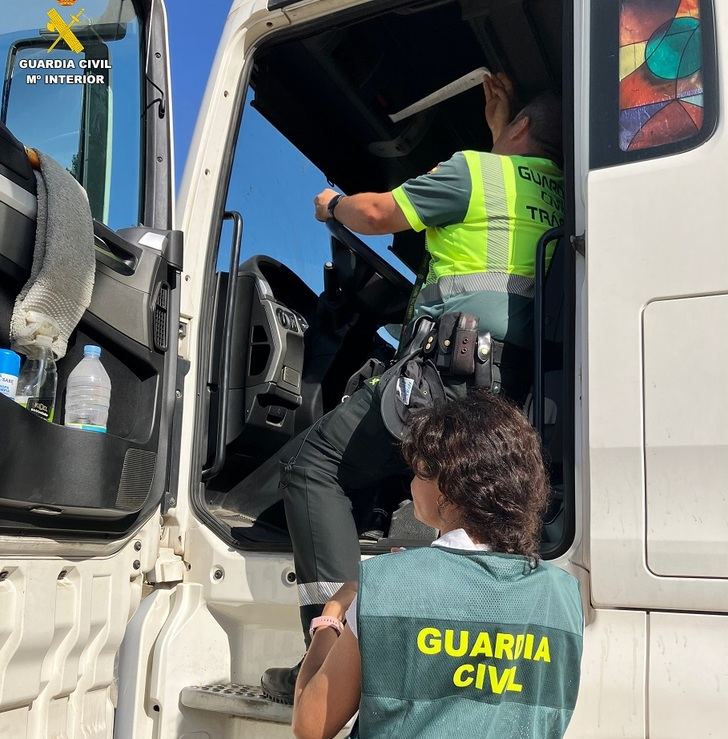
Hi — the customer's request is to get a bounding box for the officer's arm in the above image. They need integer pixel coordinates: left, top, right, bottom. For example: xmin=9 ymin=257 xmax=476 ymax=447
xmin=292 ymin=626 xmax=361 ymax=739
xmin=315 ymin=151 xmax=469 ymax=236
xmin=315 ymin=189 xmax=411 ymax=234
xmin=336 ymin=192 xmax=411 ymax=234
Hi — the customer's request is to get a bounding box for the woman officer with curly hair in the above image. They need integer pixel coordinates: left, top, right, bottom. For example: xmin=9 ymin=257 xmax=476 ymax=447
xmin=292 ymin=392 xmax=583 ymax=739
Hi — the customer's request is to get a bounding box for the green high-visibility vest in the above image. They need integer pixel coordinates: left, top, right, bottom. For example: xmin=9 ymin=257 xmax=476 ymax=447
xmin=350 ymin=547 xmax=583 ymax=738
xmin=392 ymin=152 xmax=564 ymax=346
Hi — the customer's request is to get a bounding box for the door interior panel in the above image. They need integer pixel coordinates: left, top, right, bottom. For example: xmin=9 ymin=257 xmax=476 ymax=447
xmin=206 ymin=256 xmax=317 ymax=473
xmin=207 ymin=253 xmax=399 ymax=474
xmin=0 ymin=121 xmax=180 ymax=535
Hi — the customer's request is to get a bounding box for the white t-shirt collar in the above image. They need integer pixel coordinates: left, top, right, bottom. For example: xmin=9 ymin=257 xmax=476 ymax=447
xmin=431 ymin=527 xmax=490 ymax=551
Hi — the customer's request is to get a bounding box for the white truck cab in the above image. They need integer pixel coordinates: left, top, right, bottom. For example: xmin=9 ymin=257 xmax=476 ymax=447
xmin=0 ymin=0 xmax=726 ymax=737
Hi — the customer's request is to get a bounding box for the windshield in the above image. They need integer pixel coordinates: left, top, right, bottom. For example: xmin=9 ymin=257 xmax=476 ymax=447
xmin=218 ymin=90 xmax=414 ymax=297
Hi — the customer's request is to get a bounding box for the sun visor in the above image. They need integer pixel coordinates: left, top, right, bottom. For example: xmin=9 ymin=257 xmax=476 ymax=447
xmin=388 ymin=67 xmax=491 ymax=123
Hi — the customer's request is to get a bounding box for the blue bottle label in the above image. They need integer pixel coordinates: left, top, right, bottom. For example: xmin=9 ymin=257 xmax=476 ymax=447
xmin=0 ymin=373 xmax=17 ymax=399
xmin=66 ymin=422 xmax=107 ymax=433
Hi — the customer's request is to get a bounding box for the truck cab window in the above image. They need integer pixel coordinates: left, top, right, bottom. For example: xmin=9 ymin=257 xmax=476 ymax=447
xmin=618 ymin=0 xmax=704 ymax=152
xmin=0 ymin=0 xmax=143 ymax=228
xmin=219 ymin=89 xmax=410 ymax=294
xmin=591 ymin=0 xmax=716 ymax=167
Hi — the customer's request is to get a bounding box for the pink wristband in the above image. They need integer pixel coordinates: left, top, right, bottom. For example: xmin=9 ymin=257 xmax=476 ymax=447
xmin=309 ymin=615 xmax=345 ymax=639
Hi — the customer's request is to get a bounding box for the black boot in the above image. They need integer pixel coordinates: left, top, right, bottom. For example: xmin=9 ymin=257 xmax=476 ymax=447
xmin=261 ymin=659 xmax=302 ymax=705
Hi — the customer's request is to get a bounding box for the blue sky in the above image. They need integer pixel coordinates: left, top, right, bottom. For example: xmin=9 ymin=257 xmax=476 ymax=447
xmin=167 ymin=1 xmax=412 ymax=293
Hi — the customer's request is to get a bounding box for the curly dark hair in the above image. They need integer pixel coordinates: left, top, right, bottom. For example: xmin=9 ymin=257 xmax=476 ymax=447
xmin=400 ymin=391 xmax=550 ymax=558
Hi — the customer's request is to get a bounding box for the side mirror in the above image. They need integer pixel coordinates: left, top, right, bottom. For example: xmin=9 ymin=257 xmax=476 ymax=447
xmin=1 ymin=36 xmax=112 ymax=221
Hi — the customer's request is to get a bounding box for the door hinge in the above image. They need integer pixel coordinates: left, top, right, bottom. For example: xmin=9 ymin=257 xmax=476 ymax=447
xmin=147 ymin=546 xmax=185 ymax=585
xmin=570 ymin=233 xmax=585 ymax=256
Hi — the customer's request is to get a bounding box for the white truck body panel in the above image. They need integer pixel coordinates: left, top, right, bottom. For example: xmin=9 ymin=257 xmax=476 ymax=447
xmin=0 ymin=515 xmax=160 ymax=738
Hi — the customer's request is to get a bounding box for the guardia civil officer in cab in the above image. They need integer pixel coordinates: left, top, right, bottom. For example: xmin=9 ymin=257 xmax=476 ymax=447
xmin=261 ymin=75 xmax=565 ymax=704
xmin=291 ymin=393 xmax=583 ymax=739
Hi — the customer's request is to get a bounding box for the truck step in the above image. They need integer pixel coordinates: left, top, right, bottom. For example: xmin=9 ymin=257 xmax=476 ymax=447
xmin=180 ymin=684 xmax=292 ymax=724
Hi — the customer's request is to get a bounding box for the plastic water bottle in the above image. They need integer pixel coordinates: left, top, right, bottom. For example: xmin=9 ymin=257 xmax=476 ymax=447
xmin=15 ymin=336 xmax=57 ymax=421
xmin=0 ymin=349 xmax=21 ymax=400
xmin=64 ymin=345 xmax=111 ymax=433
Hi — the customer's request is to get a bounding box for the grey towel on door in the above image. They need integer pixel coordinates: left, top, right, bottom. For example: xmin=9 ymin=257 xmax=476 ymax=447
xmin=10 ymin=150 xmax=95 ymax=358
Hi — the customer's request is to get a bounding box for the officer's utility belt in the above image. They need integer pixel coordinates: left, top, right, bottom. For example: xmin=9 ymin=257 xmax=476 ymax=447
xmin=400 ymin=312 xmax=513 ymax=393
xmin=376 ymin=312 xmax=527 ymax=439
xmin=342 ymin=313 xmax=531 ymax=438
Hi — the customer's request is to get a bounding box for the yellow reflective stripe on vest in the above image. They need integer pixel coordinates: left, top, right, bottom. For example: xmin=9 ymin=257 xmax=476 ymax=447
xmin=478 ymin=151 xmax=508 ymax=272
xmin=420 ymin=152 xmax=563 ymax=293
xmin=463 ymin=150 xmax=486 ymax=265
xmin=503 ymin=157 xmax=519 ymax=273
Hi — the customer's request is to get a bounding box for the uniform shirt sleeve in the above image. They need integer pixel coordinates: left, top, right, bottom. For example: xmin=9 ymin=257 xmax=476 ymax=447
xmin=391 ymin=151 xmax=472 ymax=232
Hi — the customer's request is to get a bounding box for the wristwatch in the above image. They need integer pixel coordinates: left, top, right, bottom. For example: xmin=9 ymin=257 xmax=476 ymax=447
xmin=327 ymin=193 xmax=345 ymax=220
xmin=309 ymin=615 xmax=345 ymax=638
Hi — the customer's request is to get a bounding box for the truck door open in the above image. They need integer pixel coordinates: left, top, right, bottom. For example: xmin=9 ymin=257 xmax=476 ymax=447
xmin=0 ymin=1 xmax=178 ymax=735
xmin=180 ymin=0 xmax=577 ymax=557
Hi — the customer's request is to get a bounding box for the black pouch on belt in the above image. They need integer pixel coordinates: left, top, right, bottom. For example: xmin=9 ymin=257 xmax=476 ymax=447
xmin=474 ymin=331 xmax=494 ymax=389
xmin=434 ymin=312 xmax=460 ymax=373
xmin=450 ymin=313 xmax=479 ymax=376
xmin=399 ymin=315 xmax=436 ymax=358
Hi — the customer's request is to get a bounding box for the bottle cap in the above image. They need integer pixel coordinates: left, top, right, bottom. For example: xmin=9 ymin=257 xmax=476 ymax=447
xmin=84 ymin=345 xmax=102 ymax=358
xmin=0 ymin=349 xmax=21 ymax=377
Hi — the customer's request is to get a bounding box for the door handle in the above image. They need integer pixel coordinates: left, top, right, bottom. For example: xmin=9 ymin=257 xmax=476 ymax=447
xmin=93 ymin=220 xmax=141 ymax=275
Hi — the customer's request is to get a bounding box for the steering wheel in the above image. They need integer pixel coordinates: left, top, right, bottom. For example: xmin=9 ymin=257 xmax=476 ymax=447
xmin=326 ymin=219 xmax=413 ymax=295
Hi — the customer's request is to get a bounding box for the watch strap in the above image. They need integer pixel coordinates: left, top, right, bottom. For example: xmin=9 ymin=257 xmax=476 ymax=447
xmin=327 ymin=193 xmax=345 ymax=219
xmin=309 ymin=615 xmax=345 ymax=638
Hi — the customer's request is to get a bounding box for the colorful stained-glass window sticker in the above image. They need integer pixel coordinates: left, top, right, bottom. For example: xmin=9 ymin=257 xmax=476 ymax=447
xmin=619 ymin=0 xmax=704 ymax=151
